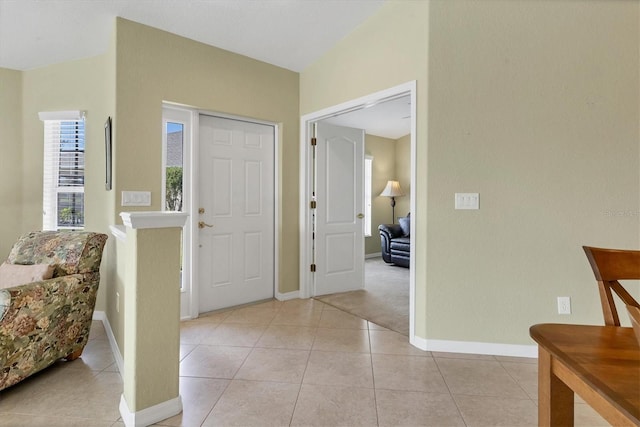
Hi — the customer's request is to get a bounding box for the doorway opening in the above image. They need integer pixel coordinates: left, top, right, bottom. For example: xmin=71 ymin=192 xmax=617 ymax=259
xmin=299 ymin=81 xmax=417 ymax=340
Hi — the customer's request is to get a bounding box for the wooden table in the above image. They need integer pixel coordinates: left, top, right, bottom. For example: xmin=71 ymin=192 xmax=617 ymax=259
xmin=530 ymin=323 xmax=640 ymax=426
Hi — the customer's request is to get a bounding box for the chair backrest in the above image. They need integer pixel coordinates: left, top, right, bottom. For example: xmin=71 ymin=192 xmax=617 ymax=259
xmin=8 ymin=231 xmax=108 ymax=278
xmin=583 ymin=246 xmax=640 ymax=326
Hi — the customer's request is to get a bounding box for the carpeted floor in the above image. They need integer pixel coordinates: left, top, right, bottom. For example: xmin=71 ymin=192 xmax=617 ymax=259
xmin=315 ymin=257 xmax=409 ymax=335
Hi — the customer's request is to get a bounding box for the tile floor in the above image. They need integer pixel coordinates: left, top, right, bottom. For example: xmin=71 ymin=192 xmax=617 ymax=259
xmin=0 ymin=299 xmax=609 ymax=426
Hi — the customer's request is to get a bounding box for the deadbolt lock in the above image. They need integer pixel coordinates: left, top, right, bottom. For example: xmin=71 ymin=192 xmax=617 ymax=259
xmin=357 ymin=213 xmax=365 ymax=219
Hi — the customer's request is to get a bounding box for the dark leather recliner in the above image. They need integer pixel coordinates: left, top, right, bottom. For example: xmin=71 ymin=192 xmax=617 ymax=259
xmin=378 ymin=214 xmax=410 ymax=268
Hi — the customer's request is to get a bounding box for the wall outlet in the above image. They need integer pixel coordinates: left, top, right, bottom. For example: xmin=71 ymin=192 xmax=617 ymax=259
xmin=557 ymin=296 xmax=571 ymax=314
xmin=455 ymin=193 xmax=480 ymax=210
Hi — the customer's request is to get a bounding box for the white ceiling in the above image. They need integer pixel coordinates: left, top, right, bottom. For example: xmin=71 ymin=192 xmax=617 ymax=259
xmin=0 ymin=0 xmax=385 ymax=72
xmin=322 ymin=95 xmax=411 ymax=140
xmin=0 ymin=0 xmax=410 ymax=138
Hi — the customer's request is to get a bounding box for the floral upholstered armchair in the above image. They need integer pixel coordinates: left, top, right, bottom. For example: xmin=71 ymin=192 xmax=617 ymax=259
xmin=0 ymin=231 xmax=107 ymax=391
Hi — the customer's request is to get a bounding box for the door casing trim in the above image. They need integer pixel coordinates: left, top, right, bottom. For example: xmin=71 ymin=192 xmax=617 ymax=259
xmin=299 ymin=81 xmax=417 ymax=339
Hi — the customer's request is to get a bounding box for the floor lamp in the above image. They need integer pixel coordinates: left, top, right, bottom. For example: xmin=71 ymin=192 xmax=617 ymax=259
xmin=380 ymin=180 xmax=405 ymax=223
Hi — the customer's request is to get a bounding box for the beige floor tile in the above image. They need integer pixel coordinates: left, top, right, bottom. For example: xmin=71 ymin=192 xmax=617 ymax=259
xmin=4 ymin=360 xmax=97 ymax=391
xmin=198 ymin=323 xmax=267 ymax=347
xmin=312 ymin=328 xmax=370 ymax=353
xmin=372 ymin=354 xmax=449 ymax=393
xmin=0 ymin=414 xmax=114 ymax=427
xmin=436 ymin=358 xmax=530 ymax=399
xmin=280 ymin=298 xmax=323 ymax=312
xmin=180 ymin=345 xmax=250 ymax=379
xmin=432 ymin=351 xmax=497 ymax=361
xmin=89 ymin=321 xmax=108 ymax=340
xmin=271 ymin=308 xmax=322 ymax=327
xmin=155 ymin=377 xmax=229 ymax=427
xmin=255 ymin=325 xmax=317 ymax=350
xmin=0 ymin=372 xmax=121 ymax=421
xmin=369 ymin=330 xmax=429 ymax=356
xmin=71 ymin=338 xmax=117 ymax=371
xmin=179 ymin=344 xmax=197 ymax=361
xmin=235 ymin=348 xmax=310 ymax=383
xmin=495 ymin=355 xmax=538 ymax=364
xmin=453 ymin=394 xmax=538 ymax=427
xmin=291 ymin=384 xmax=378 ymax=426
xmin=574 ymin=402 xmax=610 ymax=426
xmin=202 ymin=379 xmax=299 ymax=426
xmin=303 ymin=351 xmax=374 ymax=388
xmin=180 ymin=319 xmax=219 ymax=345
xmin=500 ymin=360 xmax=538 ymax=384
xmin=376 ymin=389 xmax=466 ymax=427
xmin=195 ymin=309 xmax=233 ymax=323
xmin=367 ymin=321 xmax=391 ymax=331
xmin=318 ymin=308 xmax=368 ymax=329
xmin=222 ymin=305 xmax=279 ymax=324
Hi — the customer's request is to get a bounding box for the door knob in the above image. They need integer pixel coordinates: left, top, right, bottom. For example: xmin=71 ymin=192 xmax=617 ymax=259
xmin=198 ymin=208 xmax=205 ymax=214
xmin=356 ymin=213 xmax=365 ymax=219
xmin=198 ymin=221 xmax=213 ymax=229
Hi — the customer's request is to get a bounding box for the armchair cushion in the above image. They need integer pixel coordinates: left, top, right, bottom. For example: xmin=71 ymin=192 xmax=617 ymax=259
xmin=0 ymin=262 xmax=54 ymax=289
xmin=398 ymin=216 xmax=411 ymax=237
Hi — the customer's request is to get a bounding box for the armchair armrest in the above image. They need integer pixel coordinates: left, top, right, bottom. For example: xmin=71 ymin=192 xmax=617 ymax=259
xmin=0 ymin=274 xmax=97 ymax=390
xmin=378 ymin=223 xmax=404 ymax=239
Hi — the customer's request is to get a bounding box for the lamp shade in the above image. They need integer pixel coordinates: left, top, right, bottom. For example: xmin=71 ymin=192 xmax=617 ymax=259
xmin=380 ymin=180 xmax=405 ymax=197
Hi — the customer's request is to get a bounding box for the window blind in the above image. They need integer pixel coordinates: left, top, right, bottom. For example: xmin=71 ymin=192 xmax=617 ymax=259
xmin=40 ymin=111 xmax=86 ymax=230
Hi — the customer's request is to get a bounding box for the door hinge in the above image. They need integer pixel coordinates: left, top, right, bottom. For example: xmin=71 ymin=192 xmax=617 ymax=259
xmin=310 ymin=263 xmax=316 ymax=272
xmin=311 ymin=137 xmax=317 ymax=146
xmin=310 ymin=200 xmax=316 ymax=209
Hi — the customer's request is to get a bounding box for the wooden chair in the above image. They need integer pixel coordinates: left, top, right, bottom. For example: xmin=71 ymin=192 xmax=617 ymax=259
xmin=583 ymin=246 xmax=640 ymax=326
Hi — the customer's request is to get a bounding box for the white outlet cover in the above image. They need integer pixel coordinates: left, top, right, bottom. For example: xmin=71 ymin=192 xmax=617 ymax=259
xmin=122 ymin=191 xmax=151 ymax=207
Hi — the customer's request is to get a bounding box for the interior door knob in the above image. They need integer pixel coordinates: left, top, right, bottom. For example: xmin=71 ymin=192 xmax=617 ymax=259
xmin=198 ymin=221 xmax=213 ymax=229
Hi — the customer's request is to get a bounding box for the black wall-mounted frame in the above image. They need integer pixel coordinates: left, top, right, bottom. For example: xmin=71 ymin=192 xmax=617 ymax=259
xmin=104 ymin=116 xmax=112 ymax=191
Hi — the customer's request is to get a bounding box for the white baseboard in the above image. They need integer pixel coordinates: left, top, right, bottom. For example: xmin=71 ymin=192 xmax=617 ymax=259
xmin=275 ymin=290 xmax=300 ymax=301
xmin=93 ymin=310 xmax=125 ymax=375
xmin=365 ymin=252 xmax=382 ymax=259
xmin=411 ymin=334 xmax=537 ymax=359
xmin=119 ymin=394 xmax=182 ymax=427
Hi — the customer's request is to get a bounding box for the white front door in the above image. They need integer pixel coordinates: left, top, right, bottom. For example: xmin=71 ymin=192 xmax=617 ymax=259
xmin=314 ymin=122 xmax=365 ymax=296
xmin=198 ymin=115 xmax=275 ymax=312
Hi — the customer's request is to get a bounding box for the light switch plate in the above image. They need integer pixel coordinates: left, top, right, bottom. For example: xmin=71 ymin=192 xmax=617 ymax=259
xmin=455 ymin=193 xmax=479 ymax=210
xmin=122 ymin=191 xmax=151 ymax=207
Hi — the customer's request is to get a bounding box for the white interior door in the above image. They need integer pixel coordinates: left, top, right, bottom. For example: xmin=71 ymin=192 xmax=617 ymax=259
xmin=198 ymin=115 xmax=274 ymax=312
xmin=314 ymin=122 xmax=365 ymax=296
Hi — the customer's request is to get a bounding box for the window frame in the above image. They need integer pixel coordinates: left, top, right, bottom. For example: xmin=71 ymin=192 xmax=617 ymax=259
xmin=39 ymin=111 xmax=86 ymax=231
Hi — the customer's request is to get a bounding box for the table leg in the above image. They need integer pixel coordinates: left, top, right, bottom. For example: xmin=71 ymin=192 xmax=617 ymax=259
xmin=538 ymin=346 xmax=574 ymax=426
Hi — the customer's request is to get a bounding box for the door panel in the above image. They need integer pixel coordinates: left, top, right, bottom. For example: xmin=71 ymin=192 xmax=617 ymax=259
xmin=314 ymin=122 xmax=365 ymax=296
xmin=198 ymin=115 xmax=274 ymax=312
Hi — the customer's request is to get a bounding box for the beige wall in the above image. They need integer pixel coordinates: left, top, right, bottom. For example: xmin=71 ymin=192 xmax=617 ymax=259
xmin=0 ymin=68 xmax=23 ymax=258
xmin=9 ymin=55 xmax=115 ymax=309
xmin=427 ymin=0 xmax=639 ymax=343
xmin=395 ymin=133 xmax=411 ymax=217
xmin=365 ymin=134 xmax=395 ymax=255
xmin=110 ymin=18 xmax=300 ymax=355
xmin=302 ymin=0 xmax=639 ymax=345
